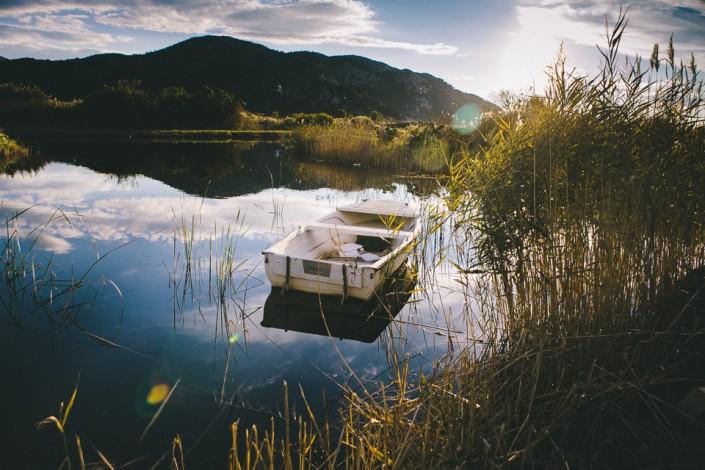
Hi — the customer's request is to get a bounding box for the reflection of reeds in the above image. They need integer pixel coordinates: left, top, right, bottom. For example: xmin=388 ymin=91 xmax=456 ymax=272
xmin=169 ymin=203 xmax=264 ymax=408
xmin=169 ymin=207 xmax=197 ymax=326
xmin=1 ymin=207 xmax=126 ymax=329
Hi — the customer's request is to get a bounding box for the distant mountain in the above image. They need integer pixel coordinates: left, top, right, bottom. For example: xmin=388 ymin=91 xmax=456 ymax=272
xmin=0 ymin=56 xmax=7 ymax=61
xmin=0 ymin=36 xmax=493 ymax=121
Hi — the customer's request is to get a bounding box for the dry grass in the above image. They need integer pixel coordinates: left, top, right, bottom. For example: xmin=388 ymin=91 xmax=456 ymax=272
xmin=293 ymin=118 xmax=456 ymax=174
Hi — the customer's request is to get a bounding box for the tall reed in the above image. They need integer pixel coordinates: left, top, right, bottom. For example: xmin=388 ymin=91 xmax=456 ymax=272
xmin=0 ymin=207 xmax=126 ymax=329
xmin=226 ymin=12 xmax=705 ymax=469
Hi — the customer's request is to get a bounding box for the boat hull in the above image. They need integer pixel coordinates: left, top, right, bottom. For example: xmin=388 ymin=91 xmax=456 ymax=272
xmin=263 ymin=248 xmax=411 ymax=301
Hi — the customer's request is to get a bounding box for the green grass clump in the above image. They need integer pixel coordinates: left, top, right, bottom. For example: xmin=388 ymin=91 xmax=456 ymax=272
xmin=0 ymin=130 xmax=28 ymax=158
xmin=0 ymin=130 xmax=29 ymax=171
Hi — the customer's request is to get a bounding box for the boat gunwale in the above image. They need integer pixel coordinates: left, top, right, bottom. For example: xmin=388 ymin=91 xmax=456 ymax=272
xmin=262 ymin=223 xmax=417 ymax=271
xmin=335 ymin=200 xmax=419 ymax=219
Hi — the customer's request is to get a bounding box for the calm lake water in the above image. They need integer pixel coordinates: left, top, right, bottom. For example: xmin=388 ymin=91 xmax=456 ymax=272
xmin=0 ymin=141 xmax=469 ymax=468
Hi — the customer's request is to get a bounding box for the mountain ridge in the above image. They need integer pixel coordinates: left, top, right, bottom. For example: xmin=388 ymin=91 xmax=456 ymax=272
xmin=0 ymin=36 xmax=494 ymax=121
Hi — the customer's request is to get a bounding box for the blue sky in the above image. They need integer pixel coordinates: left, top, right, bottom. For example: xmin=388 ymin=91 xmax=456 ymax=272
xmin=0 ymin=1 xmax=703 ymax=99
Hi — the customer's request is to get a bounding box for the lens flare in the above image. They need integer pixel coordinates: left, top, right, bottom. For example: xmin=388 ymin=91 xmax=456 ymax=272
xmin=228 ymin=333 xmax=239 ymax=345
xmin=146 ymin=384 xmax=170 ymax=405
xmin=452 ymin=103 xmax=482 ymax=134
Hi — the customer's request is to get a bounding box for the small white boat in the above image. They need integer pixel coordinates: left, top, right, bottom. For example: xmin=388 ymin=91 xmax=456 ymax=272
xmin=262 ymin=200 xmax=419 ymax=301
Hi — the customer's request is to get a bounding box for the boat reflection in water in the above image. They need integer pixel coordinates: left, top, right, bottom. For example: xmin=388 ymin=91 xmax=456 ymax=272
xmin=261 ymin=266 xmax=417 ymax=343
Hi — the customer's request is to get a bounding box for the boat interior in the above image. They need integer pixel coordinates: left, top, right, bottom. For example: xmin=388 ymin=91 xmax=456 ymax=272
xmin=276 ymin=225 xmax=408 ymax=267
xmin=264 ymin=202 xmax=418 ymax=271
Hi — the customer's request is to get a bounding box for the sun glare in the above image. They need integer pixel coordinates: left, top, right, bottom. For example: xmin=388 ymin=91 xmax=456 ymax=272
xmin=498 ymin=6 xmax=602 ymax=92
xmin=452 ymin=103 xmax=482 ymax=134
xmin=146 ymin=384 xmax=170 ymax=405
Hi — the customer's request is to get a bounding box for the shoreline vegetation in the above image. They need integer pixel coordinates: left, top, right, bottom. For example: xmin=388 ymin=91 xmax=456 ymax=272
xmin=2 ymin=118 xmax=480 ymax=175
xmin=291 ymin=117 xmax=485 ymax=174
xmin=0 ymin=81 xmax=485 ymax=175
xmin=9 ymin=127 xmax=291 ymax=143
xmin=230 ymin=16 xmax=703 ymax=469
xmin=4 ymin=13 xmax=705 ymax=469
xmin=0 ymin=130 xmax=29 ymax=171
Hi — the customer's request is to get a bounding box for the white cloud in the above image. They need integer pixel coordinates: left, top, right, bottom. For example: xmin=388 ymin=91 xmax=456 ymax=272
xmin=520 ymin=1 xmax=705 ymax=56
xmin=493 ymin=0 xmax=705 ymax=94
xmin=326 ymin=36 xmax=457 ymax=55
xmin=0 ymin=21 xmax=123 ymax=55
xmin=0 ymin=0 xmax=458 ymax=56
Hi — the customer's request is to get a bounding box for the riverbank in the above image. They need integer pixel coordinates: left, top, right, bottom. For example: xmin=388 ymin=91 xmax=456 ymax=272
xmin=8 ymin=127 xmax=292 ymax=144
xmin=8 ymin=119 xmax=477 ymax=176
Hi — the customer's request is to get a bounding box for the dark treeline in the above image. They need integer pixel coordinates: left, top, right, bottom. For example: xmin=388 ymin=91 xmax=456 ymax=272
xmin=0 ymin=36 xmax=495 ymax=120
xmin=0 ymin=81 xmax=242 ymax=129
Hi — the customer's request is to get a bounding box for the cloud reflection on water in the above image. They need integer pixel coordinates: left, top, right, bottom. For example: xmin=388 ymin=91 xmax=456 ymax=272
xmin=0 ymin=146 xmax=471 ymax=469
xmin=0 ymin=162 xmax=401 ymax=247
xmin=0 ymin=162 xmax=471 ymax=346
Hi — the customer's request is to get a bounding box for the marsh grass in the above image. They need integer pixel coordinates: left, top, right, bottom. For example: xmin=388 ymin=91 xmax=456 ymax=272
xmin=432 ymin=12 xmax=705 ymax=468
xmin=168 ymin=202 xmax=267 ymax=414
xmin=168 ymin=203 xmax=254 ymax=324
xmin=293 ymin=119 xmax=457 ymax=174
xmin=37 ymin=375 xmax=122 ymax=470
xmin=0 ymin=207 xmax=127 ymax=331
xmin=206 ymin=12 xmax=705 ymax=469
xmin=36 ymin=375 xmax=80 ymax=470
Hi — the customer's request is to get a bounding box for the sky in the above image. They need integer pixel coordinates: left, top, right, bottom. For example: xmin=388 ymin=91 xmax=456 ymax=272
xmin=0 ymin=0 xmax=703 ymax=100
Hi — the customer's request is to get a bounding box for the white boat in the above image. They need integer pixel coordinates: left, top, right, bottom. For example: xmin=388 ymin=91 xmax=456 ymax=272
xmin=262 ymin=200 xmax=419 ymax=300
